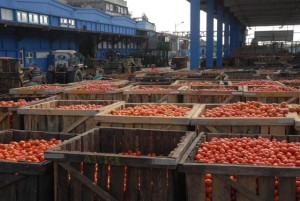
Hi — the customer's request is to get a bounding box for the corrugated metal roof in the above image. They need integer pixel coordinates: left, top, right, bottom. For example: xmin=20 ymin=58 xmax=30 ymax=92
xmin=188 ymin=0 xmax=300 ymax=27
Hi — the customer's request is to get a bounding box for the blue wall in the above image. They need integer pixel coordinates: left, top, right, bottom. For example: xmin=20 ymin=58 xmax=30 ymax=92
xmin=0 ymin=0 xmax=153 ymax=71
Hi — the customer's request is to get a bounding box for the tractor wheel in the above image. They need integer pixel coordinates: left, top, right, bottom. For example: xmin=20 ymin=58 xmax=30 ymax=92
xmin=46 ymin=71 xmax=54 ymax=84
xmin=68 ymin=69 xmax=83 ymax=83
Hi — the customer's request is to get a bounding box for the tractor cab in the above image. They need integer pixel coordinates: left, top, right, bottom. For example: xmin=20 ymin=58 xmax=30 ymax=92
xmin=46 ymin=50 xmax=84 ymax=84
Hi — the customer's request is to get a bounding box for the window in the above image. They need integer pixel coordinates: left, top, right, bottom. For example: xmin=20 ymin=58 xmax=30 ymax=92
xmin=68 ymin=19 xmax=75 ymax=28
xmin=28 ymin=13 xmax=39 ymax=24
xmin=40 ymin=15 xmax=48 ymax=25
xmin=109 ymin=4 xmax=113 ymax=11
xmin=60 ymin=18 xmax=68 ymax=27
xmin=1 ymin=8 xmax=13 ymax=20
xmin=105 ymin=4 xmax=110 ymax=11
xmin=103 ymin=42 xmax=107 ymax=49
xmin=36 ymin=52 xmax=49 ymax=59
xmin=26 ymin=52 xmax=34 ymax=58
xmin=17 ymin=11 xmax=28 ymax=22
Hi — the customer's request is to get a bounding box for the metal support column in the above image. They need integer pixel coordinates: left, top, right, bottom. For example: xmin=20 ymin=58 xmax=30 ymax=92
xmin=229 ymin=15 xmax=235 ymax=56
xmin=190 ymin=0 xmax=200 ymax=69
xmin=206 ymin=0 xmax=214 ymax=67
xmin=224 ymin=12 xmax=229 ymax=57
xmin=216 ymin=3 xmax=223 ymax=67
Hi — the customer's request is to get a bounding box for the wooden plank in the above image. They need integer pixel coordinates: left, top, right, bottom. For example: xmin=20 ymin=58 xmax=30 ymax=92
xmin=152 ymin=168 xmax=168 ymax=201
xmin=186 ymin=173 xmax=205 ymax=201
xmin=59 ymin=163 xmax=118 ymax=201
xmin=57 ymin=162 xmax=69 ymax=201
xmin=38 ymin=173 xmax=54 ymax=201
xmin=123 ymin=129 xmax=136 ymax=153
xmin=212 ymin=175 xmax=231 ymax=201
xmin=69 ymin=163 xmax=83 ymax=201
xmin=260 ymin=126 xmax=269 ymax=135
xmin=82 ymin=163 xmax=95 ymax=201
xmin=279 ymin=177 xmax=296 ymax=201
xmin=258 ymin=176 xmax=275 ymax=201
xmin=0 ymin=174 xmax=17 ymax=201
xmin=98 ymin=165 xmax=109 ymax=201
xmin=47 ymin=115 xmax=59 ymax=132
xmin=124 ymin=167 xmax=139 ymax=201
xmin=139 ymin=168 xmax=152 ymax=201
xmin=110 ymin=165 xmax=125 ymax=201
xmin=112 ymin=128 xmax=124 ymax=154
xmin=62 ymin=116 xmax=90 ymax=134
xmin=0 ymin=112 xmax=9 ymax=124
xmin=270 ymin=125 xmax=286 ymax=135
xmin=18 ymin=175 xmax=38 ymax=201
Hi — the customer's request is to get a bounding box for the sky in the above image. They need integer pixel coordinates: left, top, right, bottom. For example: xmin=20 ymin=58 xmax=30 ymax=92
xmin=126 ymin=0 xmax=300 ymax=43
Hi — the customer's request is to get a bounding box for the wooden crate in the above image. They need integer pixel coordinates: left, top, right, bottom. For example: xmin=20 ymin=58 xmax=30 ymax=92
xmin=0 ymin=95 xmax=59 ymax=130
xmin=191 ymin=104 xmax=295 ymax=135
xmin=0 ymin=73 xmax=22 ymax=93
xmin=9 ymin=84 xmax=74 ymax=96
xmin=179 ymin=133 xmax=300 ymax=201
xmin=181 ymin=85 xmax=243 ymax=104
xmin=243 ymin=86 xmax=300 ymax=104
xmin=62 ymin=85 xmax=131 ymax=100
xmin=17 ymin=100 xmax=123 ymax=133
xmin=45 ymin=127 xmax=197 ymax=201
xmin=0 ymin=129 xmax=75 ymax=201
xmin=123 ymin=85 xmax=182 ymax=103
xmin=95 ymin=103 xmax=200 ymax=131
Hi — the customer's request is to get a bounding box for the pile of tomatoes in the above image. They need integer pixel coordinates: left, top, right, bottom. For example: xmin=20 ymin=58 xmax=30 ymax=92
xmin=136 ymin=86 xmax=172 ymax=91
xmin=195 ymin=136 xmax=300 ymax=166
xmin=111 ymin=104 xmax=191 ymax=117
xmin=249 ymin=85 xmax=299 ymax=92
xmin=118 ymin=150 xmax=157 ymax=157
xmin=233 ymin=80 xmax=278 ymax=86
xmin=0 ymin=138 xmax=61 ymax=162
xmin=0 ymin=98 xmax=39 ymax=107
xmin=76 ymin=85 xmax=117 ymax=91
xmin=56 ymin=104 xmax=104 ymax=110
xmin=201 ymin=101 xmax=289 ymax=118
xmin=180 ymin=81 xmax=213 ymax=85
xmin=195 ymin=137 xmax=300 ymax=201
xmin=28 ymin=85 xmax=62 ymax=90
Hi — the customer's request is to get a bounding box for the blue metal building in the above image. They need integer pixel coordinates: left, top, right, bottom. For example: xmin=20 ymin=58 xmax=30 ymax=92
xmin=0 ymin=0 xmax=155 ymax=71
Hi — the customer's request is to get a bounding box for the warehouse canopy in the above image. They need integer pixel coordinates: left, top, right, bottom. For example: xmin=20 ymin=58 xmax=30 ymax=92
xmin=191 ymin=0 xmax=300 ymax=27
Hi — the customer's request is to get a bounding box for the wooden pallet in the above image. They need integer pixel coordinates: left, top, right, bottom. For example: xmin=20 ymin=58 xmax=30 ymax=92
xmin=191 ymin=104 xmax=295 ymax=135
xmin=17 ymin=100 xmax=123 ymax=133
xmin=0 ymin=95 xmax=58 ymax=130
xmin=123 ymin=85 xmax=182 ymax=103
xmin=62 ymin=85 xmax=131 ymax=100
xmin=0 ymin=129 xmax=75 ymax=201
xmin=181 ymin=85 xmax=243 ymax=104
xmin=95 ymin=103 xmax=200 ymax=131
xmin=45 ymin=127 xmax=196 ymax=201
xmin=9 ymin=84 xmax=74 ymax=96
xmin=179 ymin=133 xmax=300 ymax=201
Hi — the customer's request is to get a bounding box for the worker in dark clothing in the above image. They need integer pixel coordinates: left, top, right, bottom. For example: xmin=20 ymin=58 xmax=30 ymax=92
xmin=28 ymin=64 xmax=41 ymax=80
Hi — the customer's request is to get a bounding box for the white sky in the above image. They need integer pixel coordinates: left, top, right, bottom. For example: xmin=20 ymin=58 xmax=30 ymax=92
xmin=126 ymin=0 xmax=300 ymax=43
